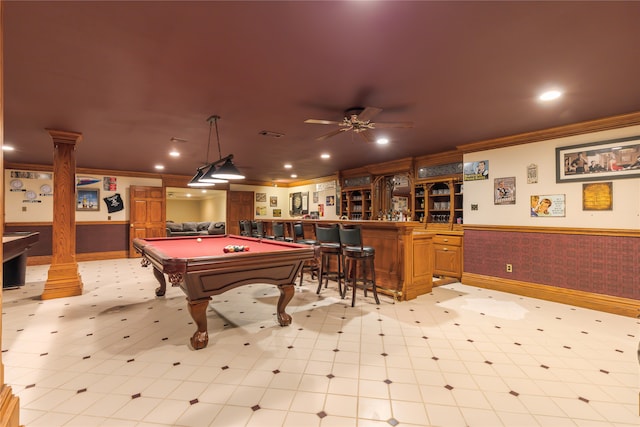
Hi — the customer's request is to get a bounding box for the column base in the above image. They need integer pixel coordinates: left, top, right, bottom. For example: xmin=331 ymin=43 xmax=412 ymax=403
xmin=42 ymin=262 xmax=83 ymax=300
xmin=0 ymin=383 xmax=21 ymax=427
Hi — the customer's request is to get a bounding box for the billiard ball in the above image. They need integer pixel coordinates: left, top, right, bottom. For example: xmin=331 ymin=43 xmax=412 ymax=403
xmin=196 ymin=237 xmax=202 ymax=242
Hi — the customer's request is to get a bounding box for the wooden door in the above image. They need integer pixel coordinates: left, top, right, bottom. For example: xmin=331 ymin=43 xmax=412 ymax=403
xmin=129 ymin=186 xmax=166 ymax=257
xmin=226 ymin=191 xmax=254 ymax=235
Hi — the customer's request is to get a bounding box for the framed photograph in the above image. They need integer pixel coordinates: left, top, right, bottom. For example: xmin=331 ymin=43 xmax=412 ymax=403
xmin=556 ymin=135 xmax=640 ymax=183
xmin=583 ymin=182 xmax=613 ymax=211
xmin=326 ymin=195 xmax=335 ymax=206
xmin=76 ymin=188 xmax=100 ymax=211
xmin=270 ymin=196 xmax=277 ymax=207
xmin=530 ymin=194 xmax=565 ymax=217
xmin=273 ymin=208 xmax=282 ymax=217
xmin=256 ymin=192 xmax=267 ymax=202
xmin=494 ymin=177 xmax=516 ymax=205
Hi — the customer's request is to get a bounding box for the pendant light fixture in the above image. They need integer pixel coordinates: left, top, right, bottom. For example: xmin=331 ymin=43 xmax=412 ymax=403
xmin=188 ymin=115 xmax=245 ymax=186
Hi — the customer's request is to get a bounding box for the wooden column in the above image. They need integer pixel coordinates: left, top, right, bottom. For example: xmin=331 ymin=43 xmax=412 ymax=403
xmin=42 ymin=130 xmax=84 ymax=299
xmin=0 ymin=2 xmax=23 ymax=425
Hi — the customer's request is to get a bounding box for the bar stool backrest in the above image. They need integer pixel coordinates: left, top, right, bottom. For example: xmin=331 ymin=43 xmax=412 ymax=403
xmin=254 ymin=221 xmax=264 ymax=237
xmin=315 ymin=224 xmax=340 ymax=244
xmin=293 ymin=222 xmax=305 ymax=240
xmin=239 ymin=220 xmax=251 ymax=236
xmin=338 ymin=225 xmax=363 ymax=250
xmin=272 ymin=222 xmax=286 ymax=240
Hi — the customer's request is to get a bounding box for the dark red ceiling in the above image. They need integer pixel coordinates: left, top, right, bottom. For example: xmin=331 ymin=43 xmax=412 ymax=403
xmin=4 ymin=1 xmax=640 ymax=183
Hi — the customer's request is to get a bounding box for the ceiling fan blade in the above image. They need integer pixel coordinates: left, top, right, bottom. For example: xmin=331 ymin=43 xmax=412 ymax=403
xmin=357 ymin=106 xmax=383 ymax=122
xmin=304 ymin=119 xmax=341 ymax=125
xmin=316 ymin=128 xmax=346 ymax=141
xmin=359 ymin=130 xmax=374 ymax=143
xmin=372 ymin=121 xmax=414 ymax=129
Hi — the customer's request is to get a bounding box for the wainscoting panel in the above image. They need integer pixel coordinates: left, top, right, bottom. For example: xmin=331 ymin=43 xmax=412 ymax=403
xmin=463 ymin=227 xmax=639 ymax=302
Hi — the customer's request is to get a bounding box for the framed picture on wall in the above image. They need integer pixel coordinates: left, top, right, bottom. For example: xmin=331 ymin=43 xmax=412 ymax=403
xmin=76 ymin=188 xmax=100 ymax=211
xmin=270 ymin=196 xmax=277 ymax=207
xmin=556 ymin=135 xmax=640 ymax=182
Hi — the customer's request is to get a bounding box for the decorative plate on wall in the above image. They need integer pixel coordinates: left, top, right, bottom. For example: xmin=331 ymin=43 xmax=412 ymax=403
xmin=10 ymin=179 xmax=23 ymax=190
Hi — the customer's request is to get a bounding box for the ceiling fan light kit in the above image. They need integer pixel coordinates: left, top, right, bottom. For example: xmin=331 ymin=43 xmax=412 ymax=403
xmin=188 ymin=115 xmax=245 ymax=186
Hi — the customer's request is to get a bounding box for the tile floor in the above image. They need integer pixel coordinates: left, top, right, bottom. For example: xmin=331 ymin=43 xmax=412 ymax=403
xmin=1 ymin=258 xmax=638 ymax=427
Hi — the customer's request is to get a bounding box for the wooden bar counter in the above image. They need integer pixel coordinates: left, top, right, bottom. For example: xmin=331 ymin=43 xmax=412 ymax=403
xmin=260 ymin=219 xmax=434 ymax=301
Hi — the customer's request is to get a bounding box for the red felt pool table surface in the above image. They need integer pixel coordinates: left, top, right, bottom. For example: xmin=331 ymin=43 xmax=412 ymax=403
xmin=133 ymin=234 xmax=316 ymax=349
xmin=139 ymin=234 xmax=305 ymax=259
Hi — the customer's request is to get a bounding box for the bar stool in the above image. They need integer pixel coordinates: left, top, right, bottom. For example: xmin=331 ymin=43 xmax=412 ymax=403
xmin=315 ymin=223 xmax=343 ymax=296
xmin=251 ymin=220 xmax=264 ymax=238
xmin=239 ymin=220 xmax=252 ymax=236
xmin=292 ymin=222 xmax=319 ymax=286
xmin=339 ymin=225 xmax=379 ymax=307
xmin=292 ymin=221 xmax=318 ymax=245
xmin=265 ymin=222 xmax=286 ymax=240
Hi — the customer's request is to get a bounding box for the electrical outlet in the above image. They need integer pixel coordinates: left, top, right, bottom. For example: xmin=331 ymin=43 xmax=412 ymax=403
xmin=506 ymin=264 xmax=513 ymax=273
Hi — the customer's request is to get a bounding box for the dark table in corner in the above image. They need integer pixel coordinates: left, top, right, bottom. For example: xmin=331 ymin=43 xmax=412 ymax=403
xmin=3 ymin=232 xmax=40 ymax=288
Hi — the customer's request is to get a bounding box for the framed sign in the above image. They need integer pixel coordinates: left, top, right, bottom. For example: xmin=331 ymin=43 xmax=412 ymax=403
xmin=494 ymin=177 xmax=516 ymax=205
xmin=556 ymin=135 xmax=640 ymax=182
xmin=77 ymin=189 xmax=100 ymax=211
xmin=530 ymin=194 xmax=565 ymax=217
xmin=582 ymin=182 xmax=613 ymax=211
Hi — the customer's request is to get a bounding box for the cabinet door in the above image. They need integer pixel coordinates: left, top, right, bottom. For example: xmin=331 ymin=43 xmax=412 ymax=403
xmin=433 ymin=244 xmax=461 ymax=278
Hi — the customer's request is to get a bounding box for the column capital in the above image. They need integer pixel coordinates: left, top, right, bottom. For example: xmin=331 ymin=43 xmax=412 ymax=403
xmin=46 ymin=129 xmax=82 ymax=146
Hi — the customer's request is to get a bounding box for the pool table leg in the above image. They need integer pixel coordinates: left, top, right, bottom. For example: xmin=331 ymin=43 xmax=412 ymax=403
xmin=276 ymin=283 xmax=294 ymax=326
xmin=152 ymin=266 xmax=167 ymax=297
xmin=188 ymin=297 xmax=211 ymax=350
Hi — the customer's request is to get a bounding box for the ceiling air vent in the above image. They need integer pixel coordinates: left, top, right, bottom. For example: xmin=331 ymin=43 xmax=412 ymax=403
xmin=258 ymin=130 xmax=284 ymax=138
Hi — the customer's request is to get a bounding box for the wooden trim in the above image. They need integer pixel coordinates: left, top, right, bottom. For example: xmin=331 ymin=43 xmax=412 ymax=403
xmin=414 ymin=150 xmax=463 ymax=167
xmin=462 ymin=224 xmax=640 ymax=237
xmin=340 ymin=157 xmax=414 ymax=178
xmin=457 ymin=111 xmax=640 ymax=154
xmin=77 ymin=251 xmax=128 ymax=262
xmin=6 ymin=221 xmax=128 ymax=227
xmin=462 ymin=272 xmax=640 ymax=318
xmin=27 ymin=250 xmax=128 ymax=266
xmin=27 ymin=255 xmax=52 ymax=266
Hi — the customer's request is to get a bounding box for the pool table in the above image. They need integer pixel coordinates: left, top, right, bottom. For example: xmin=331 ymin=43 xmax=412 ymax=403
xmin=133 ymin=234 xmax=315 ymax=349
xmin=3 ymin=232 xmax=40 ymax=288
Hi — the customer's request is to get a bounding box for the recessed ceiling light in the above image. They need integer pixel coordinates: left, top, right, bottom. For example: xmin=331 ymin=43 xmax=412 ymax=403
xmin=2 ymin=145 xmax=15 ymax=151
xmin=376 ymin=138 xmax=389 ymax=145
xmin=169 ymin=150 xmax=180 ymax=157
xmin=201 ymin=190 xmax=207 ymax=193
xmin=291 ymin=174 xmax=297 ymax=178
xmin=539 ymin=90 xmax=562 ymax=101
xmin=321 ymin=153 xmax=330 ymax=159
xmin=186 ymin=193 xmax=192 ymax=198
xmin=154 ymin=164 xmax=165 ymax=170
xmin=284 ymin=164 xmax=292 ymax=169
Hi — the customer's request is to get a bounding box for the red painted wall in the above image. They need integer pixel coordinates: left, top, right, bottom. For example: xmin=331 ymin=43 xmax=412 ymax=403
xmin=463 ymin=229 xmax=640 ymax=300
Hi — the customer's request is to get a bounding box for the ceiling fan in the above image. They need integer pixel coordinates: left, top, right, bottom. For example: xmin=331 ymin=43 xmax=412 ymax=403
xmin=304 ymin=106 xmax=413 ymax=142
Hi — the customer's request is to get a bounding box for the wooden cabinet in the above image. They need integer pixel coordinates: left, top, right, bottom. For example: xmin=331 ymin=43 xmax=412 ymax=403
xmin=340 ymin=188 xmax=372 ymax=220
xmin=432 ymin=233 xmax=463 ymax=278
xmin=414 ymin=178 xmax=463 ymax=230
